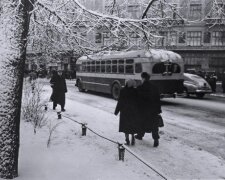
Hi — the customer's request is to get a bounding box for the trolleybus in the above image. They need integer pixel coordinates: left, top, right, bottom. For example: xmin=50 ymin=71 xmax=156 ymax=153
xmin=76 ymin=49 xmax=184 ymax=99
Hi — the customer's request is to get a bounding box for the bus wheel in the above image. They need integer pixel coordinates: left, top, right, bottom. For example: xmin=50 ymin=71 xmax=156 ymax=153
xmin=111 ymin=83 xmax=121 ymax=100
xmin=77 ymin=80 xmax=84 ymax=92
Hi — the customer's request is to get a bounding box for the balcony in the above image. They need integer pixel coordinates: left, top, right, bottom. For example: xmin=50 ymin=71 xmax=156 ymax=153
xmin=156 ymin=45 xmax=225 ymax=51
xmin=205 ymin=18 xmax=225 ymax=25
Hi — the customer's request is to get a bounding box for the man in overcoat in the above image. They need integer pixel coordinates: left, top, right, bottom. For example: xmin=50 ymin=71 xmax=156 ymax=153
xmin=135 ymin=72 xmax=162 ymax=147
xmin=50 ymin=70 xmax=67 ymax=111
xmin=222 ymin=72 xmax=225 ymax=93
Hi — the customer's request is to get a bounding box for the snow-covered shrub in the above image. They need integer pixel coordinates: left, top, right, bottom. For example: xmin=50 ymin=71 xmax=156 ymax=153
xmin=22 ymin=78 xmax=48 ymax=134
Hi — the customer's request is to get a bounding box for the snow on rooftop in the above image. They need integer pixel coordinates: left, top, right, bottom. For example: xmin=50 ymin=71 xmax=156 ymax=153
xmin=78 ymin=49 xmax=182 ymax=63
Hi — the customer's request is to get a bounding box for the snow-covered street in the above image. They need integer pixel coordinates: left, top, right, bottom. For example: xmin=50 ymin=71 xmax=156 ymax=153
xmin=16 ymin=79 xmax=225 ymax=180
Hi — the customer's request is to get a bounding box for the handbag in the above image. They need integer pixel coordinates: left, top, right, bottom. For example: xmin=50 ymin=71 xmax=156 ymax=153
xmin=157 ymin=114 xmax=164 ymax=127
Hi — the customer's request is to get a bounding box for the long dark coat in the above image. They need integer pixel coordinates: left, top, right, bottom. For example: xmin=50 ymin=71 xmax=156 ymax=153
xmin=114 ymin=87 xmax=140 ymax=134
xmin=222 ymin=76 xmax=225 ymax=93
xmin=50 ymin=74 xmax=67 ymax=106
xmin=137 ymin=80 xmax=161 ymax=132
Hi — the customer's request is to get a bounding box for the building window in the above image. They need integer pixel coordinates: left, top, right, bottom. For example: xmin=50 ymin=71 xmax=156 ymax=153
xmin=178 ymin=32 xmax=186 ymax=44
xmin=184 ymin=57 xmax=202 ymax=65
xmin=211 ymin=3 xmax=225 ymax=18
xmin=169 ymin=32 xmax=177 ymax=46
xmin=127 ymin=4 xmax=140 ymax=18
xmin=95 ymin=32 xmax=102 ymax=43
xmin=157 ymin=31 xmax=168 ymax=46
xmin=171 ymin=4 xmax=177 ymax=19
xmin=187 ymin=31 xmax=202 ymax=46
xmin=189 ymin=4 xmax=202 ymax=20
xmin=212 ymin=31 xmax=225 ymax=46
xmin=103 ymin=32 xmax=111 ymax=46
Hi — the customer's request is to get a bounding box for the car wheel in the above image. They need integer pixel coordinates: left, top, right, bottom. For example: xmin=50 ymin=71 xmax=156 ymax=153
xmin=184 ymin=88 xmax=190 ymax=97
xmin=196 ymin=93 xmax=205 ymax=98
xmin=111 ymin=83 xmax=121 ymax=100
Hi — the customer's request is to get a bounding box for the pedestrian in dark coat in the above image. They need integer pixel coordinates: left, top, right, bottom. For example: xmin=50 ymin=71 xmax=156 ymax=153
xmin=114 ymin=79 xmax=140 ymax=145
xmin=222 ymin=73 xmax=225 ymax=93
xmin=135 ymin=72 xmax=162 ymax=147
xmin=50 ymin=70 xmax=67 ymax=111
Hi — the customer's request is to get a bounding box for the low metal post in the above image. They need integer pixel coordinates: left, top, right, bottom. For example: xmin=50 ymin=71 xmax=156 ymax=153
xmin=82 ymin=124 xmax=87 ymax=136
xmin=57 ymin=112 xmax=62 ymax=119
xmin=118 ymin=144 xmax=125 ymax=161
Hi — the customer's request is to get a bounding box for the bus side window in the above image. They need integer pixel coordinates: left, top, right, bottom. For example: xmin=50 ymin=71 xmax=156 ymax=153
xmin=152 ymin=63 xmax=166 ymax=74
xmin=118 ymin=60 xmax=124 ymax=74
xmin=112 ymin=60 xmax=117 ymax=73
xmin=101 ymin=61 xmax=105 ymax=73
xmin=125 ymin=59 xmax=134 ymax=74
xmin=135 ymin=63 xmax=142 ymax=73
xmin=87 ymin=62 xmax=90 ymax=72
xmin=171 ymin=63 xmax=181 ymax=73
xmin=126 ymin=65 xmax=134 ymax=74
xmin=76 ymin=64 xmax=81 ymax=72
xmin=106 ymin=60 xmax=111 ymax=73
xmin=82 ymin=62 xmax=86 ymax=72
xmin=91 ymin=61 xmax=96 ymax=72
xmin=126 ymin=59 xmax=134 ymax=64
xmin=96 ymin=61 xmax=100 ymax=73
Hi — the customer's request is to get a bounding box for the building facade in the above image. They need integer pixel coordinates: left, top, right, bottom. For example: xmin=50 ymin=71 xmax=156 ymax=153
xmin=25 ymin=0 xmax=225 ymax=79
xmin=161 ymin=0 xmax=225 ymax=79
xmin=83 ymin=0 xmax=225 ymax=78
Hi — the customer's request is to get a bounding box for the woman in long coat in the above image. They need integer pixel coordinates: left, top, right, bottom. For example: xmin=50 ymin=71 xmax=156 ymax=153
xmin=50 ymin=70 xmax=67 ymax=111
xmin=114 ymin=79 xmax=140 ymax=145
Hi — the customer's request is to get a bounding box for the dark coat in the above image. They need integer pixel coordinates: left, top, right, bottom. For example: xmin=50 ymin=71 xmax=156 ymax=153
xmin=114 ymin=87 xmax=140 ymax=134
xmin=222 ymin=76 xmax=225 ymax=93
xmin=50 ymin=74 xmax=67 ymax=106
xmin=137 ymin=80 xmax=161 ymax=132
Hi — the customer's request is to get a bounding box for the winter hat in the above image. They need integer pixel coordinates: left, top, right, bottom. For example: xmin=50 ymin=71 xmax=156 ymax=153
xmin=141 ymin=72 xmax=150 ymax=80
xmin=126 ymin=79 xmax=136 ymax=88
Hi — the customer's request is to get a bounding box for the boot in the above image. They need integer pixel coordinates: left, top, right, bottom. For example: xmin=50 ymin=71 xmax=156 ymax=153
xmin=125 ymin=138 xmax=130 ymax=145
xmin=131 ymin=135 xmax=135 ymax=145
xmin=153 ymin=139 xmax=159 ymax=147
xmin=134 ymin=134 xmax=143 ymax=140
xmin=124 ymin=134 xmax=130 ymax=145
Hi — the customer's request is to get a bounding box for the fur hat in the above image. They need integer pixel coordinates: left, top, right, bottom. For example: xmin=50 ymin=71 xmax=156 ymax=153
xmin=141 ymin=72 xmax=150 ymax=80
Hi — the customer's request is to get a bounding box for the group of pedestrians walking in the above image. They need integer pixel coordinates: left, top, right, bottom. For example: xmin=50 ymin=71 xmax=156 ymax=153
xmin=49 ymin=70 xmax=162 ymax=147
xmin=114 ymin=72 xmax=162 ymax=147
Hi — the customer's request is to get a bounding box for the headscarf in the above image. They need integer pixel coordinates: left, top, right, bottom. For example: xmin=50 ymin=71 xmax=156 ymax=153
xmin=125 ymin=79 xmax=136 ymax=88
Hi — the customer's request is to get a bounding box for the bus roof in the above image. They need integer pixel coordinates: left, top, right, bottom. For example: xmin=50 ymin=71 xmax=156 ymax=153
xmin=77 ymin=49 xmax=183 ymax=63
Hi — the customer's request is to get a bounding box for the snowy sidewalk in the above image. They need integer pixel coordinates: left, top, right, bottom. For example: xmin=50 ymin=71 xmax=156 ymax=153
xmin=16 ymin=79 xmax=225 ymax=180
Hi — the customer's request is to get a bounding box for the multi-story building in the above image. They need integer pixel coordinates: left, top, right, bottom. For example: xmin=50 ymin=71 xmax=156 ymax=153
xmin=82 ymin=0 xmax=225 ymax=78
xmin=159 ymin=0 xmax=225 ymax=78
xmin=25 ymin=0 xmax=225 ymax=78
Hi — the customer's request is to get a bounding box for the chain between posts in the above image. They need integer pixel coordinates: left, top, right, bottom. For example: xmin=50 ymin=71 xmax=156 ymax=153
xmin=45 ymin=106 xmax=168 ymax=180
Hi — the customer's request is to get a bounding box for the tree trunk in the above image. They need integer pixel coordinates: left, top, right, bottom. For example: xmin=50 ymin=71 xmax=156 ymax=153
xmin=0 ymin=1 xmax=34 ymax=179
